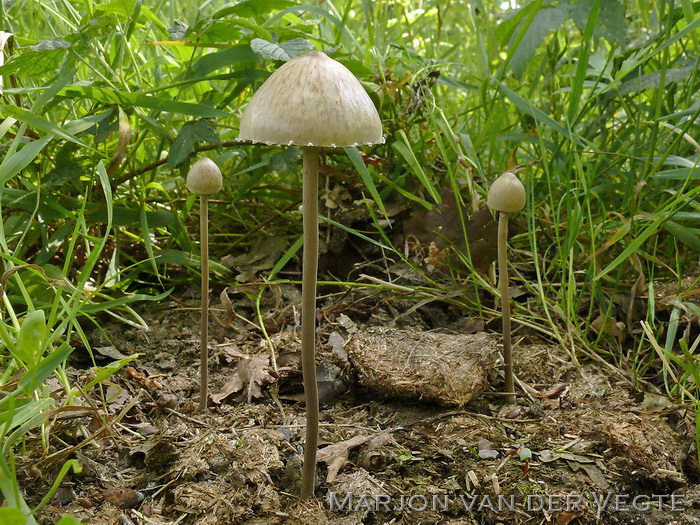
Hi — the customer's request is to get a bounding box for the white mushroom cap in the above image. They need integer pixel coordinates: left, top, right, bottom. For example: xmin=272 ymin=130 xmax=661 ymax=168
xmin=187 ymin=157 xmax=222 ymax=195
xmin=487 ymin=171 xmax=526 ymax=213
xmin=237 ymin=51 xmax=384 ymax=148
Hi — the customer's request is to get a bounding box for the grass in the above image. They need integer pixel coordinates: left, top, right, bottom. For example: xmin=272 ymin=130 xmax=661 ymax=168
xmin=0 ymin=0 xmax=699 ymax=520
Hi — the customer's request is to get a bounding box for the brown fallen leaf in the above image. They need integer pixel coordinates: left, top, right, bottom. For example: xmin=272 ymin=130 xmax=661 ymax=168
xmin=317 ymin=433 xmax=390 ymax=484
xmin=124 ymin=367 xmax=162 ymax=390
xmin=537 ymin=383 xmax=568 ymax=399
xmin=103 ymin=487 xmax=142 ymax=509
xmin=557 ymin=511 xmax=583 ymax=525
xmin=211 ymin=354 xmax=277 ymax=404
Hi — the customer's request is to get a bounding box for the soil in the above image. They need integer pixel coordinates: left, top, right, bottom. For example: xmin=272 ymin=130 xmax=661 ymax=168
xmin=20 ymin=284 xmax=700 ymax=525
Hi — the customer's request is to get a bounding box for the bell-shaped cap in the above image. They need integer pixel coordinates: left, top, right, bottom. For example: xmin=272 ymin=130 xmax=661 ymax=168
xmin=187 ymin=157 xmax=222 ymax=195
xmin=237 ymin=51 xmax=384 ymax=147
xmin=487 ymin=171 xmax=525 ymax=213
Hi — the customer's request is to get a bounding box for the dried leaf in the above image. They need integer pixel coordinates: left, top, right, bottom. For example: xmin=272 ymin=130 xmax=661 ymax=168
xmin=211 ymin=354 xmax=276 ymax=404
xmin=317 ymin=434 xmax=379 ymax=483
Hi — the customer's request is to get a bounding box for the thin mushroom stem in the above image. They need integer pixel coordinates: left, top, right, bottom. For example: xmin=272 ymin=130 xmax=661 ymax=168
xmin=300 ymin=146 xmax=320 ymax=500
xmin=199 ymin=195 xmax=209 ymax=412
xmin=498 ymin=211 xmax=516 ymax=405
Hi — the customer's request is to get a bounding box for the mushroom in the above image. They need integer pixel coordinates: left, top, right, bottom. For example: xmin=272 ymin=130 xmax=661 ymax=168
xmin=486 ymin=170 xmax=525 ymax=405
xmin=238 ymin=50 xmax=383 ymax=499
xmin=187 ymin=157 xmax=223 ymax=412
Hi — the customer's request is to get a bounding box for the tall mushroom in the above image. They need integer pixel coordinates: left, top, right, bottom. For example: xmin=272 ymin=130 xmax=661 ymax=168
xmin=487 ymin=171 xmax=525 ymax=405
xmin=187 ymin=157 xmax=223 ymax=412
xmin=238 ymin=50 xmax=383 ymax=499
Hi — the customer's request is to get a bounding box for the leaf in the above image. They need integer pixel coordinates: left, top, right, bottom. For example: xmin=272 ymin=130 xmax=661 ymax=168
xmin=0 ymin=135 xmax=53 ymax=185
xmin=665 ymin=220 xmax=700 ymax=252
xmin=168 ymin=120 xmax=220 ymax=168
xmin=168 ymin=20 xmax=188 ymax=40
xmin=0 ymin=41 xmax=69 ymax=77
xmin=617 ymin=60 xmax=698 ymax=96
xmin=509 ymin=3 xmax=568 ymax=79
xmin=84 ymin=354 xmax=140 ymax=391
xmin=345 ymin=147 xmax=387 ymax=218
xmin=56 ymin=515 xmax=82 ymax=525
xmin=570 ymin=0 xmax=627 ymax=45
xmin=211 ymin=354 xmax=276 ymax=404
xmin=250 ymin=37 xmax=314 ymax=61
xmin=96 ymin=0 xmax=137 ymax=17
xmin=0 ymin=188 xmax=177 ymax=227
xmin=16 ymin=310 xmax=47 ymax=366
xmin=31 ymin=39 xmax=72 ymax=52
xmin=393 ymin=130 xmax=442 ymax=205
xmin=59 ymin=86 xmax=229 ymax=118
xmin=14 ymin=343 xmax=73 ymax=401
xmin=495 ymin=80 xmax=581 ymax=144
xmin=1 ymin=106 xmax=98 ymax=152
xmin=183 ymin=44 xmax=258 ymax=79
xmin=0 ymin=508 xmax=26 ymax=525
xmin=268 ymin=147 xmax=301 ymax=172
xmin=214 ymin=0 xmax=296 ymax=19
xmin=652 ymin=166 xmax=699 ymax=181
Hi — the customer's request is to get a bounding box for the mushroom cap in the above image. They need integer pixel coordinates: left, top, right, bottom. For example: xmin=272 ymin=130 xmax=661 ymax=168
xmin=187 ymin=157 xmax=222 ymax=195
xmin=486 ymin=171 xmax=526 ymax=213
xmin=237 ymin=51 xmax=384 ymax=147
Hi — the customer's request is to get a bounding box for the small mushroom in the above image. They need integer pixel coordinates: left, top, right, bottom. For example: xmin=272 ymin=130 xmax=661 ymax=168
xmin=187 ymin=157 xmax=222 ymax=412
xmin=486 ymin=170 xmax=525 ymax=405
xmin=238 ymin=50 xmax=383 ymax=499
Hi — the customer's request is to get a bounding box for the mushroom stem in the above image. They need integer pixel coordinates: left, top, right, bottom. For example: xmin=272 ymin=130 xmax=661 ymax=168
xmin=199 ymin=195 xmax=209 ymax=412
xmin=497 ymin=211 xmax=516 ymax=405
xmin=300 ymin=146 xmax=320 ymax=500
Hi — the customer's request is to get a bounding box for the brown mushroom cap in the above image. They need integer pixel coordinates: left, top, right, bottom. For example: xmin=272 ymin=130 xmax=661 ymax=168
xmin=237 ymin=51 xmax=384 ymax=148
xmin=187 ymin=157 xmax=222 ymax=196
xmin=487 ymin=171 xmax=526 ymax=213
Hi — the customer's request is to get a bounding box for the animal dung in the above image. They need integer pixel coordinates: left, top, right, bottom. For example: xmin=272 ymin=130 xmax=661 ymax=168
xmin=347 ymin=327 xmax=499 ymax=406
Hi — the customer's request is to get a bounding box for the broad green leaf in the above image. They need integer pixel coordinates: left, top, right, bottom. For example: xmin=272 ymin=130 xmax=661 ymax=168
xmin=652 ymin=167 xmax=699 ymax=181
xmin=268 ymin=147 xmax=301 ymax=172
xmin=250 ymin=37 xmax=314 ymax=61
xmin=168 ymin=120 xmax=220 ymax=168
xmin=570 ymin=0 xmax=627 ymax=45
xmin=214 ymin=0 xmax=296 ymax=19
xmin=84 ymin=355 xmax=139 ymax=390
xmin=16 ymin=310 xmax=47 ymax=366
xmin=665 ymin=221 xmax=700 ymax=251
xmin=59 ymin=86 xmax=229 ymax=118
xmin=183 ymin=45 xmax=258 ymax=79
xmin=96 ymin=0 xmax=137 ymax=17
xmin=13 ymin=343 xmax=73 ymax=401
xmin=0 ymin=40 xmax=69 ymax=77
xmin=0 ymin=508 xmax=26 ymax=525
xmin=618 ymin=60 xmax=697 ymax=96
xmin=509 ymin=3 xmax=568 ymax=79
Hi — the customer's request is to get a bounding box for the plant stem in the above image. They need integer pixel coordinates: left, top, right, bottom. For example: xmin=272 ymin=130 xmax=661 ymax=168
xmin=498 ymin=211 xmax=516 ymax=404
xmin=199 ymin=194 xmax=209 ymax=412
xmin=300 ymin=147 xmax=320 ymax=500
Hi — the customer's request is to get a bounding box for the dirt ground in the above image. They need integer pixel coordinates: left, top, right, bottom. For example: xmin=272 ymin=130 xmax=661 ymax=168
xmin=21 ymin=283 xmax=700 ymax=525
